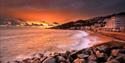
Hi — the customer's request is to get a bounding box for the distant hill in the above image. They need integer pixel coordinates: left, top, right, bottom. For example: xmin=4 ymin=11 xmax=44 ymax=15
xmin=51 ymin=12 xmax=125 ymax=30
xmin=0 ymin=16 xmax=59 ymax=27
xmin=0 ymin=16 xmax=25 ymax=25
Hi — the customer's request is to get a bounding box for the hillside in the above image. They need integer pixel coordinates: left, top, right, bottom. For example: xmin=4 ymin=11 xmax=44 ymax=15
xmin=51 ymin=12 xmax=125 ymax=30
xmin=0 ymin=16 xmax=25 ymax=26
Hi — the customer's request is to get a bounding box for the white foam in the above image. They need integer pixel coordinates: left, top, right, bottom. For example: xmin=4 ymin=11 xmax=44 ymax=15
xmin=68 ymin=31 xmax=100 ymax=50
xmin=56 ymin=31 xmax=91 ymax=50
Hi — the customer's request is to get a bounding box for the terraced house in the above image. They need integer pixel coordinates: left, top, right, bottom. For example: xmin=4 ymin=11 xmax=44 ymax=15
xmin=104 ymin=14 xmax=125 ymax=32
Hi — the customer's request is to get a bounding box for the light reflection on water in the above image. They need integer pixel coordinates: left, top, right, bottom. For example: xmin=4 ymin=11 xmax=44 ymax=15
xmin=0 ymin=28 xmax=111 ymax=62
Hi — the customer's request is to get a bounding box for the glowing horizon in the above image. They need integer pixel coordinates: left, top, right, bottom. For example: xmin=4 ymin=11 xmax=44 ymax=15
xmin=1 ymin=9 xmax=89 ymax=24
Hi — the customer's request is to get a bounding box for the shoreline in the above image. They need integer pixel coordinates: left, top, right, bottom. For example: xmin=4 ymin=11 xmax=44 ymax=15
xmin=2 ymin=40 xmax=124 ymax=63
xmin=0 ymin=29 xmax=124 ymax=63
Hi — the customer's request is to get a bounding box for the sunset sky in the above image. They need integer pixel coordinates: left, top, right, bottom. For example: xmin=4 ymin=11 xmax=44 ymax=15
xmin=0 ymin=0 xmax=125 ymax=23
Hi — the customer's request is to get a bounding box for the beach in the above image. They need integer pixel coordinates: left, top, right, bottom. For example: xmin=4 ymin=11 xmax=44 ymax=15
xmin=0 ymin=27 xmax=112 ymax=62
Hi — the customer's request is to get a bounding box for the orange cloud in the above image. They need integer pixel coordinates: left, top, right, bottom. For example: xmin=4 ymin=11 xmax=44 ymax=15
xmin=2 ymin=9 xmax=89 ymax=23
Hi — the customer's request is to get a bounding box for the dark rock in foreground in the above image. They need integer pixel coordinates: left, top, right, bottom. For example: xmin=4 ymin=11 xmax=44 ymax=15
xmin=3 ymin=41 xmax=125 ymax=63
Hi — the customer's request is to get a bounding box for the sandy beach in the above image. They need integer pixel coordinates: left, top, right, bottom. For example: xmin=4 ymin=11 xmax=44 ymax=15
xmin=0 ymin=27 xmax=112 ymax=62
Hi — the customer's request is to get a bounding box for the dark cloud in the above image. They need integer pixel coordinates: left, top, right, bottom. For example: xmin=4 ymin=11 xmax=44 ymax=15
xmin=0 ymin=0 xmax=125 ymax=22
xmin=1 ymin=0 xmax=125 ymax=10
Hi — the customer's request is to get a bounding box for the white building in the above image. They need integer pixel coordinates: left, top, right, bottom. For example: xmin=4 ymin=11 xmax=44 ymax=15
xmin=104 ymin=15 xmax=125 ymax=31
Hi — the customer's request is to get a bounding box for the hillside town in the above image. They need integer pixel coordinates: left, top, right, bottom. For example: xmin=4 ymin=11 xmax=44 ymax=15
xmin=1 ymin=12 xmax=125 ymax=31
xmin=53 ymin=12 xmax=125 ymax=32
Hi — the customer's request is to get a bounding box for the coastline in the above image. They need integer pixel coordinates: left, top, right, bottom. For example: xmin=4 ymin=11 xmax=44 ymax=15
xmin=0 ymin=27 xmax=124 ymax=63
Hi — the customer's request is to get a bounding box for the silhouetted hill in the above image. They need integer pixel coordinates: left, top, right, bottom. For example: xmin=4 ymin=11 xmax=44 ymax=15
xmin=0 ymin=16 xmax=26 ymax=25
xmin=51 ymin=12 xmax=125 ymax=30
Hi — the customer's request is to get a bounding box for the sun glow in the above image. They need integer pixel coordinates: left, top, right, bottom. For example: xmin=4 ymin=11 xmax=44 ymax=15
xmin=7 ymin=9 xmax=88 ymax=24
xmin=25 ymin=20 xmax=55 ymax=28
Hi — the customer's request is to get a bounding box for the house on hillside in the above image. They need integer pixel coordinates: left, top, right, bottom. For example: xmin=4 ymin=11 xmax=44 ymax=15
xmin=103 ymin=15 xmax=125 ymax=32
